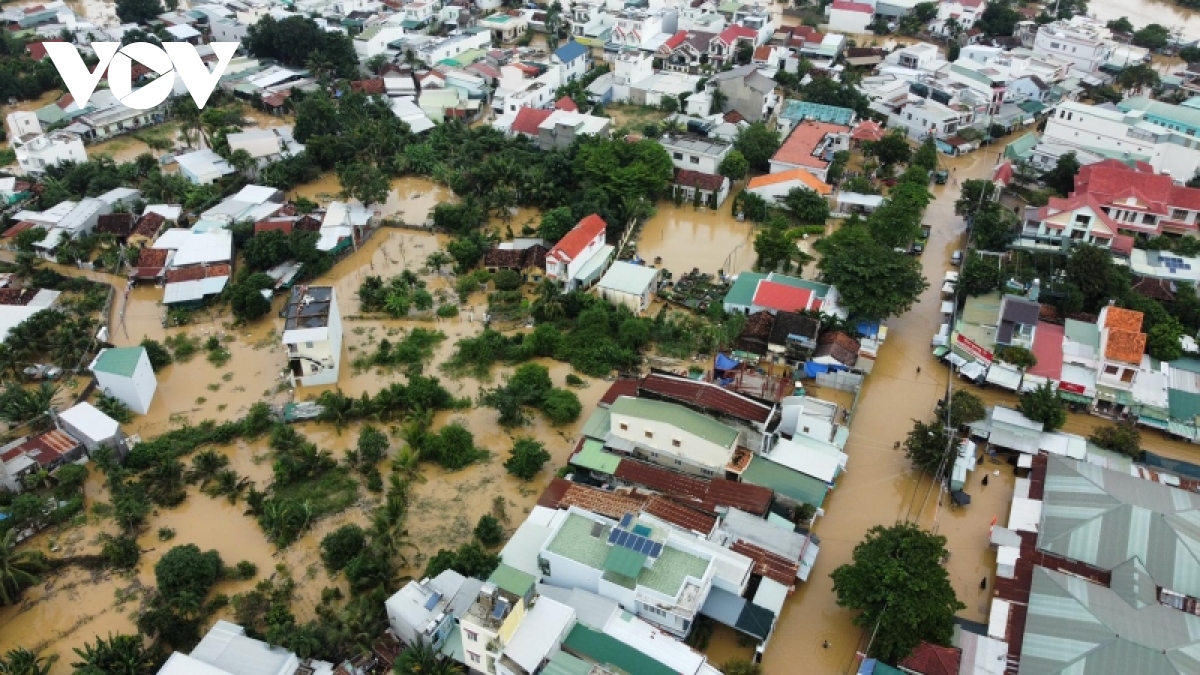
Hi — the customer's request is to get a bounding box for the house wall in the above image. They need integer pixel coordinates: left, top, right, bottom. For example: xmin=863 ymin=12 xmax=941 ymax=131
xmin=1033 ymin=26 xmax=1108 ymax=72
xmin=459 ymin=618 xmax=498 ymax=673
xmin=57 ymin=418 xmax=118 ymax=454
xmin=888 ymin=101 xmax=961 ymax=140
xmin=717 ymin=79 xmax=769 ymax=123
xmin=662 ymin=142 xmax=728 ymax=174
xmin=554 ymin=229 xmax=606 ymax=283
xmin=95 ymin=352 xmax=156 ymax=415
xmin=609 ymin=412 xmax=736 ymax=476
xmin=599 ymin=285 xmax=652 ymax=314
xmin=286 ymin=291 xmax=342 ymax=388
xmin=1042 ymin=105 xmax=1200 ymax=179
xmin=16 ymin=135 xmax=87 ymax=175
xmin=540 ymin=549 xmax=602 ymax=594
xmin=420 ymin=31 xmax=491 ymax=66
xmin=826 ymin=7 xmax=872 ymax=33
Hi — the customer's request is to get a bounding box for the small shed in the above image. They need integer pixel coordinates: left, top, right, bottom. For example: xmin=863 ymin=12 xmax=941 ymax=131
xmin=57 ymin=401 xmax=125 ymax=459
xmin=90 ymin=346 xmax=157 ymax=415
xmin=597 ymin=261 xmax=659 ymax=315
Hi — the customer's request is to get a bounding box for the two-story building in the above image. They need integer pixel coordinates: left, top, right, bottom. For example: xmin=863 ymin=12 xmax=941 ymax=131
xmin=538 ymin=507 xmax=716 ymax=638
xmin=768 ymin=120 xmax=851 ymax=180
xmin=545 ymin=214 xmax=613 ymax=292
xmin=7 ymin=112 xmax=86 ymax=176
xmin=610 ymin=8 xmax=679 ymax=50
xmin=1015 ymin=193 xmax=1116 ymax=254
xmin=386 ymin=570 xmax=481 ymax=652
xmin=1095 ymin=305 xmax=1147 ymax=419
xmin=1040 ymin=101 xmax=1200 ymax=180
xmin=708 ymin=65 xmax=777 ymax=122
xmin=1030 ymin=18 xmax=1113 ymax=73
xmin=282 ymin=285 xmax=342 ymax=388
xmin=708 ymin=24 xmax=758 ymax=66
xmin=657 ymin=30 xmax=717 ymax=73
xmin=492 ymin=62 xmax=563 ymax=115
xmin=605 ymin=395 xmax=740 ymax=478
xmin=928 ymin=0 xmax=987 ymax=37
xmin=551 ymin=40 xmax=590 ymax=83
xmin=660 ymin=134 xmax=732 ymax=175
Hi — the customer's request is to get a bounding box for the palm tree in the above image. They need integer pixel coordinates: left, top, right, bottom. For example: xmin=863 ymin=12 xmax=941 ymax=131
xmin=0 ymin=647 xmax=55 ymax=675
xmin=709 ymin=87 xmax=728 ymax=115
xmin=306 ymin=50 xmax=334 ymax=83
xmin=394 ymin=640 xmax=463 ymax=675
xmin=425 ymin=251 xmax=451 ymax=274
xmin=228 ymin=149 xmax=256 ymax=179
xmin=0 ymin=531 xmax=44 ymax=607
xmin=532 ymin=278 xmax=564 ymax=320
xmin=72 ymin=634 xmax=159 ymax=675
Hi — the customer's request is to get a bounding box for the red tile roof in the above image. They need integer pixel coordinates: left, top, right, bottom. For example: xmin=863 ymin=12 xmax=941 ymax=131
xmin=510 ymin=106 xmax=554 ymax=136
xmin=850 ymin=120 xmax=885 ymax=142
xmin=26 ymin=40 xmax=62 ymax=61
xmin=599 ymin=379 xmax=641 ymax=406
xmin=900 ymin=642 xmax=962 ymax=675
xmin=613 ymin=458 xmax=773 ymax=515
xmin=615 ymin=459 xmax=708 ymax=501
xmin=1104 ymin=306 xmax=1143 ymax=333
xmin=2 ymin=221 xmax=35 ymax=238
xmin=557 ymin=482 xmax=649 ymax=519
xmin=716 ymin=25 xmax=757 ymax=45
xmin=752 ymin=280 xmax=814 ymax=313
xmin=132 ymin=212 xmax=166 ymax=239
xmin=730 ymin=539 xmax=799 ymax=586
xmin=830 ymin=0 xmax=873 ymax=12
xmin=255 ymin=218 xmax=294 ymax=235
xmin=549 ymin=214 xmax=606 ymax=261
xmin=663 ymin=30 xmax=688 ymax=50
xmin=753 ymin=46 xmax=772 ymax=60
xmin=0 ymin=288 xmax=38 ymax=306
xmin=640 ymin=371 xmax=774 ymax=424
xmin=537 ymin=477 xmax=575 ymax=509
xmin=723 ymin=110 xmax=746 ymax=124
xmin=1110 ymin=234 xmax=1135 ymax=257
xmin=136 ymin=248 xmax=170 ymax=267
xmin=3 ymin=429 xmax=80 ymax=468
xmin=772 ymin=120 xmax=849 ymax=170
xmin=555 ymin=95 xmax=578 ymax=112
xmin=993 ymin=161 xmax=1014 ymax=187
xmin=351 ymin=78 xmax=386 ymax=95
xmin=95 ymin=213 xmax=136 ymax=237
xmin=674 ymin=169 xmax=726 ymax=192
xmin=261 ymin=92 xmax=290 ymax=108
xmin=704 ymin=478 xmax=771 ymax=515
xmin=643 ymin=495 xmax=717 ymax=534
xmin=1028 ymin=321 xmax=1064 ymax=380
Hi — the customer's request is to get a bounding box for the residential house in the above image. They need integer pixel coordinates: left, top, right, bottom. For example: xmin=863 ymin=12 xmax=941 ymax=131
xmin=282 ymin=286 xmax=343 ymax=388
xmin=996 ymin=294 xmax=1040 ymax=349
xmin=317 ymin=201 xmax=372 ymax=254
xmin=1095 ymin=305 xmax=1146 ymax=418
xmin=768 ymin=120 xmax=851 ymax=181
xmin=708 ymin=25 xmax=758 ymax=65
xmin=0 ymin=429 xmax=84 ymax=493
xmin=610 ymin=8 xmax=679 ymax=51
xmin=596 ymin=261 xmax=659 ymax=314
xmin=888 ymin=99 xmax=966 ymax=141
xmin=7 ymin=112 xmax=86 ymax=175
xmin=175 ymin=149 xmax=235 ymax=185
xmin=605 ymin=395 xmax=740 ymax=478
xmin=538 ymin=507 xmax=716 ymax=638
xmin=660 ymin=135 xmax=732 ymax=175
xmin=679 ymin=0 xmax=725 ymax=33
xmin=483 ymin=13 xmax=528 ymax=44
xmin=354 ymin=25 xmax=408 ymax=60
xmin=767 ymin=311 xmax=821 ymax=363
xmin=1042 ymin=100 xmax=1200 ymax=179
xmin=93 ymin=213 xmax=136 ymax=243
xmin=813 ymin=331 xmax=860 ymax=369
xmin=545 ymin=214 xmax=613 ymax=292
xmin=672 ymin=169 xmax=731 ymax=208
xmin=552 ymin=40 xmax=590 ymax=83
xmin=775 ymin=100 xmax=856 ymax=137
xmin=386 ymin=570 xmax=475 ymax=651
xmin=929 ymin=0 xmax=987 ymax=37
xmin=0 ymin=287 xmax=58 ymax=343
xmin=1029 ymin=17 xmax=1116 ymax=73
xmin=225 ymin=126 xmax=305 ymax=169
xmin=825 ymin=0 xmax=873 ymax=33
xmin=73 ymin=89 xmax=166 ymax=142
xmin=157 ymin=621 xmax=312 ymax=675
xmin=532 ymin=110 xmax=612 ymax=151
xmin=496 ymin=591 xmax=575 ymax=675
xmin=492 ymin=62 xmax=562 ymax=115
xmin=152 ymin=229 xmax=234 ymax=305
xmin=633 ymin=370 xmax=779 ymax=452
xmin=56 ymin=401 xmax=124 ymax=458
xmin=657 ymin=30 xmax=717 ymax=73
xmin=416 ymin=31 xmax=491 ymax=66
xmin=735 ymin=311 xmax=775 ymax=355
xmin=707 ymin=65 xmax=777 ymax=122
xmin=128 ymin=211 xmax=169 ymax=249
xmin=482 ymin=243 xmax=549 ymax=282
xmin=745 ymin=169 xmax=832 ymax=205
xmin=90 ymin=346 xmax=157 ymax=415
xmin=457 ymin=577 xmax=529 ymax=674
xmin=723 ymin=272 xmax=843 ymax=319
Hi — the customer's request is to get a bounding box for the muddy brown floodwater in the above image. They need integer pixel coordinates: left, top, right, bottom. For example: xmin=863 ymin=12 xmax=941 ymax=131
xmin=635 ymin=200 xmax=758 ymax=277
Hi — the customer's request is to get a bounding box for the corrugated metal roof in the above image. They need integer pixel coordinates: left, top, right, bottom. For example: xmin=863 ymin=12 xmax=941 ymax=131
xmin=741 ymin=456 xmax=828 ymax=507
xmin=609 ymin=396 xmax=739 ymax=447
xmin=92 ymin=346 xmax=143 ymax=377
xmin=597 ymin=261 xmax=658 ymax=296
xmin=572 ymin=439 xmax=621 ymax=474
xmin=562 ymin=624 xmax=676 ymax=675
xmin=163 ymin=276 xmax=229 ymax=304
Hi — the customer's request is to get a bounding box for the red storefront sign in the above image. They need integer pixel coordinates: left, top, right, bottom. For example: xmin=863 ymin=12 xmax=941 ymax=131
xmin=955 ymin=334 xmax=993 ymax=363
xmin=1059 ymin=381 xmax=1087 ymax=395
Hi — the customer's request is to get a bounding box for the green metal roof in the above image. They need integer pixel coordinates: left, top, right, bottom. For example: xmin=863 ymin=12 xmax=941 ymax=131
xmin=741 ymin=456 xmax=828 ymax=508
xmin=1064 ymin=319 xmax=1100 ymax=348
xmin=580 ymin=407 xmax=611 ymax=441
xmin=92 ymin=347 xmax=144 ymax=377
xmin=1021 ymin=565 xmax=1200 ymax=674
xmin=488 ymin=563 xmax=535 ymax=600
xmin=1003 ymin=132 xmax=1038 ymax=160
xmin=1038 ymin=455 xmax=1200 ymax=598
xmin=563 ymin=624 xmax=677 ymax=675
xmin=400 ymin=19 xmax=425 ymax=29
xmin=778 ymin=100 xmax=856 ymax=126
xmin=1120 ymin=96 xmax=1200 ymax=132
xmin=543 ymin=651 xmax=594 ymax=675
xmin=1170 ymin=357 xmax=1200 ymax=375
xmin=724 ymin=272 xmax=767 ymax=308
xmin=1018 ymin=100 xmax=1047 ymax=115
xmin=604 ymin=545 xmax=647 ymax=578
xmin=608 ymin=397 xmax=739 ymax=447
xmin=1168 ymin=388 xmax=1200 ymax=424
xmin=572 ymin=439 xmax=620 ymax=474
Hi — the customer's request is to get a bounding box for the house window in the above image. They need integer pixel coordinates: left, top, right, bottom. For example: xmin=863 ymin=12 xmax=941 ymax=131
xmin=674 ymin=459 xmax=682 ymax=465
xmin=673 ymin=152 xmax=683 ymax=160
xmin=305 ymin=342 xmax=314 ymax=348
xmin=645 ymin=431 xmax=653 ymax=438
xmin=1143 ymin=214 xmax=1156 ymax=225
xmin=701 ymin=469 xmax=714 ymax=476
xmin=619 ymin=423 xmax=628 ymax=431
xmin=466 ymin=630 xmax=478 ymax=642
xmin=1121 ymin=369 xmax=1135 ymax=383
xmin=1075 ymin=215 xmax=1091 ymax=226
xmin=1173 ymin=209 xmax=1188 ymax=221
xmin=690 ymin=156 xmax=699 ymax=164
xmin=1105 ymin=365 xmax=1120 ymax=375
xmin=468 ymin=653 xmax=481 ymax=664
xmin=539 ymin=556 xmax=551 ymax=575
xmin=672 ymin=439 xmax=681 ymax=447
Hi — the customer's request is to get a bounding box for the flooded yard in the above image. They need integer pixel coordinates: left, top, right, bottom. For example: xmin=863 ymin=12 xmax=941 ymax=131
xmin=634 ymin=200 xmax=757 ymax=277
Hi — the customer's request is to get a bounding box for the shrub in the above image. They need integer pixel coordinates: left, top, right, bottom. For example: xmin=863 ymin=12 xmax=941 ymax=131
xmin=504 ymin=438 xmax=551 ymax=481
xmin=320 ymin=524 xmax=367 ymax=574
xmin=474 ymin=514 xmax=504 ymax=547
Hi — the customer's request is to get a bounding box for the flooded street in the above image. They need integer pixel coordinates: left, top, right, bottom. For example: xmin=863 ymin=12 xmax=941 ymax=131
xmin=634 ymin=200 xmax=757 ymax=277
xmin=1085 ymin=0 xmax=1200 ymax=40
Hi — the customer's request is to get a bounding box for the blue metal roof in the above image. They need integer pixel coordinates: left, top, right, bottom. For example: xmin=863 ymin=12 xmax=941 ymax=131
xmin=555 ymin=40 xmax=588 ymax=63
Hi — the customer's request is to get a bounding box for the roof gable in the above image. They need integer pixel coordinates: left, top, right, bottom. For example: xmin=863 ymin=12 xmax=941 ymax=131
xmin=549 ymin=214 xmax=606 ymax=261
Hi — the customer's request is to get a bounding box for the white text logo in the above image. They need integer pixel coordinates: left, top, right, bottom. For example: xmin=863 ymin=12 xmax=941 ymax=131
xmin=44 ymin=41 xmax=239 ymax=111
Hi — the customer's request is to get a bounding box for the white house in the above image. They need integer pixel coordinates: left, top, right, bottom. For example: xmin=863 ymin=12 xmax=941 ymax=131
xmin=825 ymin=0 xmax=873 ymax=33
xmin=1030 ymin=18 xmax=1113 ymax=73
xmin=157 ymin=621 xmax=309 ymax=675
xmin=386 ymin=570 xmax=476 ymax=651
xmin=282 ymin=285 xmax=342 ymax=388
xmin=607 ymin=395 xmax=740 ymax=477
xmin=929 ymin=0 xmax=987 ymax=37
xmin=175 ymin=149 xmax=235 ymax=185
xmin=416 ymin=31 xmax=490 ymax=66
xmin=745 ymin=168 xmax=832 ymax=205
xmin=659 ymin=135 xmax=731 ymax=175
xmin=56 ymin=401 xmax=123 ymax=456
xmin=90 ymin=346 xmax=157 ymax=415
xmin=888 ymin=98 xmax=965 ymax=140
xmin=225 ymin=126 xmax=305 ymax=167
xmin=353 ymin=25 xmax=408 ymax=60
xmin=7 ymin=112 xmax=87 ymax=176
xmin=551 ymin=40 xmax=590 ymax=83
xmin=596 ymin=261 xmax=659 ymax=314
xmin=492 ymin=62 xmax=563 ymax=115
xmin=546 ymin=214 xmax=614 ymax=292
xmin=1041 ymin=102 xmax=1200 ymax=180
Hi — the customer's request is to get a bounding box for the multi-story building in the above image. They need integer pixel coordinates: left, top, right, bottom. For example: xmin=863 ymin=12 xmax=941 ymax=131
xmin=928 ymin=0 xmax=987 ymax=37
xmin=1094 ymin=305 xmax=1146 ymax=417
xmin=492 ymin=62 xmax=563 ymax=115
xmin=282 ymin=285 xmax=342 ymax=388
xmin=659 ymin=134 xmax=732 ymax=175
xmin=416 ymin=31 xmax=491 ymax=66
xmin=610 ymin=8 xmax=678 ymax=50
xmin=657 ymin=30 xmax=717 ymax=73
xmin=768 ymin=120 xmax=851 ymax=180
xmin=7 ymin=112 xmax=86 ymax=175
xmin=708 ymin=65 xmax=777 ymax=123
xmin=457 ymin=576 xmax=530 ymax=674
xmin=546 ymin=214 xmax=613 ymax=292
xmin=538 ymin=507 xmax=717 ymax=638
xmin=1037 ymin=102 xmax=1200 ymax=181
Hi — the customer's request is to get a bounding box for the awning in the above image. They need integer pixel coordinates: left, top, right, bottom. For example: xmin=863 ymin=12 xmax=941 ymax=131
xmin=946 ymin=352 xmax=968 ymax=368
xmin=1018 ymin=100 xmax=1046 ymax=115
xmin=960 ymin=362 xmax=986 ymax=381
xmin=1059 ymin=390 xmax=1093 ymax=405
xmin=986 ymin=363 xmax=1023 ymax=391
xmin=933 ymin=346 xmax=949 ymax=358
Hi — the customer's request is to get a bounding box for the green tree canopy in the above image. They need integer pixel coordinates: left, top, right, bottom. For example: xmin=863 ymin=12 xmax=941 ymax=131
xmin=866 ymin=132 xmax=913 ymax=166
xmin=1131 ymin=23 xmax=1171 ymax=49
xmin=1089 ymin=422 xmax=1142 ymax=457
xmin=474 ymin=514 xmax=504 ymax=547
xmin=831 ymin=524 xmax=965 ymax=664
xmin=959 ymin=254 xmax=1000 ymax=297
xmin=904 ymin=419 xmax=953 ymax=475
xmin=245 ymin=16 xmax=359 ymax=78
xmin=155 ymin=544 xmax=222 ymax=599
xmin=783 ymin=187 xmax=831 ymax=225
xmin=734 ymin=123 xmax=782 ymax=171
xmin=115 ymin=0 xmax=163 ymax=23
xmin=1042 ymin=152 xmax=1080 ymax=197
xmin=1065 ymin=243 xmax=1127 ymax=313
xmin=1018 ymin=381 xmax=1067 ymax=430
xmin=538 ymin=206 xmax=576 ymax=242
xmin=337 ymin=162 xmax=390 ymax=207
xmin=970 ymin=202 xmax=1016 ymax=251
xmin=718 ymin=149 xmax=749 ymax=180
xmin=816 ymin=224 xmax=929 ymax=320
xmin=504 ymin=437 xmax=552 ymax=480
xmin=320 ymin=524 xmax=367 ymax=573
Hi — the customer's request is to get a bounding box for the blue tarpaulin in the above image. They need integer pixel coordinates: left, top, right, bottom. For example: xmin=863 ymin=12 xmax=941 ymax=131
xmin=804 ymin=361 xmax=849 ymax=378
xmin=715 ymin=353 xmax=741 ymax=371
xmin=857 ymin=320 xmax=881 ymax=339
